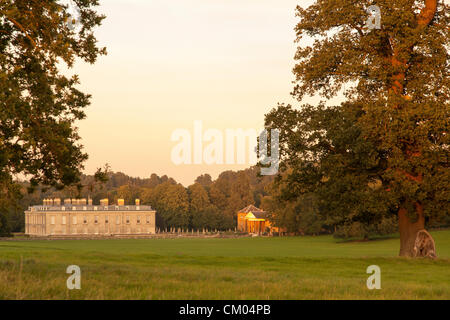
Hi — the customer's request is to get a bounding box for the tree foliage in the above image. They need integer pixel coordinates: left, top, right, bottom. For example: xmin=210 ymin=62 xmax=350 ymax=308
xmin=264 ymin=0 xmax=449 ymax=255
xmin=0 ymin=0 xmax=106 ymax=233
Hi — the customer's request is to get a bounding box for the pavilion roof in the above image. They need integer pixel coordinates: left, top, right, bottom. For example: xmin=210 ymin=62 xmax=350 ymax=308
xmin=238 ymin=204 xmax=263 ymax=214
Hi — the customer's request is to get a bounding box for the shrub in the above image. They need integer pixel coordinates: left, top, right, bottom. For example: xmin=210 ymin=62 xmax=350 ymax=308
xmin=334 ymin=216 xmax=398 ymax=240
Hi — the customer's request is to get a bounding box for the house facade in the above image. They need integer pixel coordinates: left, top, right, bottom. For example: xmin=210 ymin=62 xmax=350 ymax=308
xmin=25 ymin=198 xmax=156 ymax=236
xmin=237 ymin=205 xmax=271 ymax=234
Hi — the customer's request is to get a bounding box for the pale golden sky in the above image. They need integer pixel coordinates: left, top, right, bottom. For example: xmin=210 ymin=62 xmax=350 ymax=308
xmin=73 ymin=0 xmax=334 ymax=186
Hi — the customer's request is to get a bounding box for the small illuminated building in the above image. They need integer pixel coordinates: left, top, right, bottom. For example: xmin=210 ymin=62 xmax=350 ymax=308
xmin=237 ymin=205 xmax=270 ymax=234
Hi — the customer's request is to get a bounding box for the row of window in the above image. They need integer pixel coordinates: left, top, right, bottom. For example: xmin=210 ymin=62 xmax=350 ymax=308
xmin=26 ymin=215 xmax=44 ymax=224
xmin=49 ymin=215 xmax=152 ymax=225
xmin=48 ymin=227 xmax=154 ymax=235
xmin=60 ymin=206 xmax=141 ymax=211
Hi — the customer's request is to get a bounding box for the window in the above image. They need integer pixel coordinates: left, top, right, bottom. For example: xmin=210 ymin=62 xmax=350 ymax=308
xmin=146 ymin=215 xmax=150 ymax=224
xmin=94 ymin=216 xmax=98 ymax=224
xmin=73 ymin=216 xmax=77 ymax=225
xmin=126 ymin=216 xmax=130 ymax=224
xmin=137 ymin=216 xmax=141 ymax=224
xmin=83 ymin=216 xmax=87 ymax=224
xmin=50 ymin=216 xmax=55 ymax=225
xmin=116 ymin=215 xmax=120 ymax=225
xmin=105 ymin=216 xmax=109 ymax=224
xmin=62 ymin=216 xmax=66 ymax=225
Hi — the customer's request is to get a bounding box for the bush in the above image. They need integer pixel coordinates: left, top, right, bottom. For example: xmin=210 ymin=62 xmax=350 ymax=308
xmin=428 ymin=214 xmax=450 ymax=229
xmin=0 ymin=213 xmax=12 ymax=237
xmin=334 ymin=216 xmax=397 ymax=240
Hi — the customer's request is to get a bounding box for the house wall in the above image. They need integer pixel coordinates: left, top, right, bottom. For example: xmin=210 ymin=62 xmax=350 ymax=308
xmin=25 ymin=210 xmax=156 ymax=236
xmin=237 ymin=212 xmax=247 ymax=232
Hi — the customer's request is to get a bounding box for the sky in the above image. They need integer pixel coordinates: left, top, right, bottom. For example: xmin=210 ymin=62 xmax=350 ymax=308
xmin=72 ymin=0 xmax=328 ymax=186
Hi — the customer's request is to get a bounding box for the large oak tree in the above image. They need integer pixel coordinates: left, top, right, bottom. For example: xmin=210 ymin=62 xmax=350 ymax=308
xmin=0 ymin=0 xmax=106 ymax=225
xmin=264 ymin=0 xmax=448 ymax=256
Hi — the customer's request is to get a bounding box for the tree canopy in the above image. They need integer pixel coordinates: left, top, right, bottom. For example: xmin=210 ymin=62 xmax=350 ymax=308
xmin=264 ymin=0 xmax=449 ymax=256
xmin=0 ymin=0 xmax=106 ymax=233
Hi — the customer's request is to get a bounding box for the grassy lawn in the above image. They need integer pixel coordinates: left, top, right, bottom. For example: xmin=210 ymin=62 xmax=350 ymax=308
xmin=0 ymin=230 xmax=449 ymax=299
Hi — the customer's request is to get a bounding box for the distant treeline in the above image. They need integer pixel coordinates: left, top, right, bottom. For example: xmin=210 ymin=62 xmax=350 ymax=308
xmin=4 ymin=167 xmax=274 ymax=233
xmin=3 ymin=166 xmax=447 ymax=238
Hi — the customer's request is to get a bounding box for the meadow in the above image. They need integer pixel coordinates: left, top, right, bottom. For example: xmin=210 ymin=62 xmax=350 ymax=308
xmin=0 ymin=230 xmax=449 ymax=300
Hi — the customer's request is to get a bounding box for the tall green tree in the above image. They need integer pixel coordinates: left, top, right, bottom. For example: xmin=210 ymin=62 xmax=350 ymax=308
xmin=114 ymin=184 xmax=141 ymax=204
xmin=261 ymin=172 xmax=327 ymax=235
xmin=195 ymin=174 xmax=213 ymax=187
xmin=188 ymin=183 xmax=220 ymax=229
xmin=265 ymin=0 xmax=448 ymax=256
xmin=213 ymin=171 xmax=254 ymax=217
xmin=145 ymin=182 xmax=190 ymax=229
xmin=188 ymin=183 xmax=210 ymax=219
xmin=0 ymin=0 xmax=106 ymax=227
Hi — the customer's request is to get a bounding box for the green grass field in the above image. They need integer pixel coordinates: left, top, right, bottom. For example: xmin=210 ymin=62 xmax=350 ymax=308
xmin=1 ymin=230 xmax=449 ymax=299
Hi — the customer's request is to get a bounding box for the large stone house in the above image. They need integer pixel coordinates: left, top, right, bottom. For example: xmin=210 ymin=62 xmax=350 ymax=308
xmin=25 ymin=198 xmax=156 ymax=236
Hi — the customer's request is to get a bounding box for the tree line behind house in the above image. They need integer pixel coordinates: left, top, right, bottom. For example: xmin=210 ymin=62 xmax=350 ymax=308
xmin=3 ymin=166 xmax=447 ymax=239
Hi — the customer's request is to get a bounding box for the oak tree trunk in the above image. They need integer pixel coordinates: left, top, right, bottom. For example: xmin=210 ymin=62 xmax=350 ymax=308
xmin=398 ymin=203 xmax=425 ymax=257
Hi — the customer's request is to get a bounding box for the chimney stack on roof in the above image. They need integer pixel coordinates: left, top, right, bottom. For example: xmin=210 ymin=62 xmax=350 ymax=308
xmin=135 ymin=199 xmax=140 ymax=206
xmin=100 ymin=198 xmax=109 ymax=206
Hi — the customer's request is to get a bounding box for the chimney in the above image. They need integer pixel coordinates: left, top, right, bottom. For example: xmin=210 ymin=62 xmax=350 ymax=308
xmin=64 ymin=198 xmax=71 ymax=205
xmin=79 ymin=198 xmax=87 ymax=205
xmin=72 ymin=198 xmax=77 ymax=205
xmin=88 ymin=198 xmax=93 ymax=205
xmin=100 ymin=198 xmax=109 ymax=206
xmin=54 ymin=198 xmax=61 ymax=206
xmin=43 ymin=198 xmax=47 ymax=205
xmin=135 ymin=199 xmax=140 ymax=206
xmin=117 ymin=199 xmax=125 ymax=206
